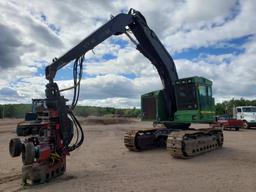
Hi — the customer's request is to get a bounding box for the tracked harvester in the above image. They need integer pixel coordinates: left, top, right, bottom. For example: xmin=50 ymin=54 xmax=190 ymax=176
xmin=9 ymin=8 xmax=222 ymax=185
xmin=124 ymin=77 xmax=223 ymax=158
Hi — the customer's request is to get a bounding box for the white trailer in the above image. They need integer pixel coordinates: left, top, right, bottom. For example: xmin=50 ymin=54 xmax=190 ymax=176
xmin=234 ymin=106 xmax=256 ymax=128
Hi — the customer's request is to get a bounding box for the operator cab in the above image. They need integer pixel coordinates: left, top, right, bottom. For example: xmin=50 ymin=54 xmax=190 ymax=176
xmin=141 ymin=76 xmax=215 ymax=123
xmin=174 ymin=77 xmax=214 ymax=111
xmin=174 ymin=76 xmax=215 ymax=123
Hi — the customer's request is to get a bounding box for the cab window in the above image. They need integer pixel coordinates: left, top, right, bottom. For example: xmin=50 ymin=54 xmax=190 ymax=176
xmin=207 ymin=86 xmax=212 ymax=97
xmin=199 ymin=85 xmax=207 ymax=108
xmin=199 ymin=86 xmax=206 ymax=96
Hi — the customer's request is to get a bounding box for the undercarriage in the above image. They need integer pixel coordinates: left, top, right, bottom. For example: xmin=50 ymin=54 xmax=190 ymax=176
xmin=124 ymin=124 xmax=223 ymax=158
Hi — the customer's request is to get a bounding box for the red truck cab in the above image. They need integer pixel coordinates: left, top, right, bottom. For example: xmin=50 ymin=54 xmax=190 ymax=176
xmin=212 ymin=115 xmax=243 ymax=131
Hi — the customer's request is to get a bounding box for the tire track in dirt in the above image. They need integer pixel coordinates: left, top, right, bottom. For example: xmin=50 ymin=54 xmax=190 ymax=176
xmin=0 ymin=174 xmax=76 ymax=192
xmin=0 ymin=174 xmax=21 ymax=185
xmin=0 ymin=130 xmax=16 ymax=134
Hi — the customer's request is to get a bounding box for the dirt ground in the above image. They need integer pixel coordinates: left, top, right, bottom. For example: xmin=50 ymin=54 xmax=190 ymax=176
xmin=0 ymin=118 xmax=256 ymax=192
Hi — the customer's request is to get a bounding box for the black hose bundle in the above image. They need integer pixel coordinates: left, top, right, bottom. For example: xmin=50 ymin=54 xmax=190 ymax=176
xmin=67 ymin=110 xmax=84 ymax=152
xmin=67 ymin=54 xmax=85 ymax=151
xmin=71 ymin=54 xmax=84 ymax=110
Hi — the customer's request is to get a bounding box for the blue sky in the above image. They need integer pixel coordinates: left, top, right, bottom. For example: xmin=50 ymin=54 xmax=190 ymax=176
xmin=0 ymin=0 xmax=255 ymax=107
xmin=173 ymin=35 xmax=251 ymax=60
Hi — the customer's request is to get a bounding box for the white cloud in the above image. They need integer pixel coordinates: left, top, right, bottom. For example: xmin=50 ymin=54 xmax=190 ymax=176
xmin=55 ymin=74 xmax=161 ymax=106
xmin=175 ymin=37 xmax=256 ymax=102
xmin=173 ymin=0 xmax=237 ymax=26
xmin=165 ymin=0 xmax=256 ymax=52
xmin=14 ymin=76 xmax=47 ymax=100
xmin=79 ymin=97 xmax=140 ymax=108
xmin=0 ymin=0 xmax=255 ymax=107
xmin=85 ymin=46 xmax=158 ymax=77
xmin=0 ymin=87 xmax=24 ymax=104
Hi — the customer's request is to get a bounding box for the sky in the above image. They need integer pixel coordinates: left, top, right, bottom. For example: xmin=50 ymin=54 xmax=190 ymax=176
xmin=0 ymin=0 xmax=255 ymax=108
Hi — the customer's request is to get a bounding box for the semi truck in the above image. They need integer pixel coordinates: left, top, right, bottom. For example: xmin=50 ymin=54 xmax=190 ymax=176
xmin=234 ymin=106 xmax=256 ymax=128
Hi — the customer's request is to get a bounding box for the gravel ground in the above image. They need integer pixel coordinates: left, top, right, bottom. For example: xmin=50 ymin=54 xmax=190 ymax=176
xmin=0 ymin=119 xmax=256 ymax=192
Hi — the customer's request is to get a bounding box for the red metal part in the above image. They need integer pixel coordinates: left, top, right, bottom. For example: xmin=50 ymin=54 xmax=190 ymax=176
xmin=37 ymin=144 xmax=51 ymax=162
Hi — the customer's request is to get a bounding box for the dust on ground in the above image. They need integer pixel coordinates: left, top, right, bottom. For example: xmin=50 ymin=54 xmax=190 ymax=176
xmin=0 ymin=118 xmax=256 ymax=192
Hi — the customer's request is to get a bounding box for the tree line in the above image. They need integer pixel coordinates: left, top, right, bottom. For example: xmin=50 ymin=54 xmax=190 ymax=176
xmin=0 ymin=98 xmax=255 ymax=119
xmin=0 ymin=104 xmax=32 ymax=118
xmin=215 ymin=98 xmax=256 ymax=115
xmin=74 ymin=106 xmax=140 ymax=117
xmin=0 ymin=104 xmax=141 ymax=119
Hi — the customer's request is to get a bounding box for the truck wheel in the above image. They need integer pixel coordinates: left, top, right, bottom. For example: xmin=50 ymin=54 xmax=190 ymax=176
xmin=242 ymin=121 xmax=250 ymax=129
xmin=235 ymin=127 xmax=239 ymax=131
